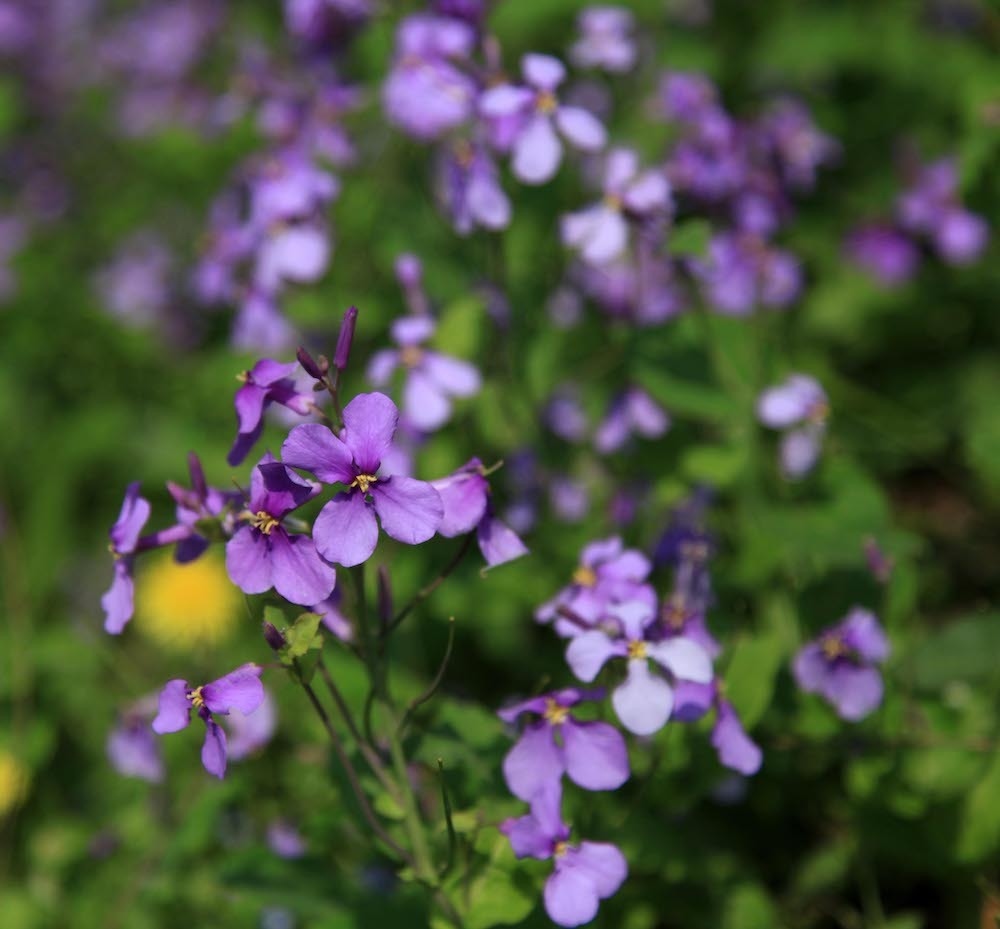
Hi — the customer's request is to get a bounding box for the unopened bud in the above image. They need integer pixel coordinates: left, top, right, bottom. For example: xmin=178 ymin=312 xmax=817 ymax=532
xmin=296 ymin=346 xmax=325 ymax=381
xmin=263 ymin=621 xmax=286 ymax=652
xmin=334 ymin=306 xmax=358 ymax=371
xmin=187 ymin=452 xmax=208 ymax=501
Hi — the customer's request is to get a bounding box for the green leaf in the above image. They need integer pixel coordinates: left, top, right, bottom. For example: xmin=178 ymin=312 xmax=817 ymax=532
xmin=280 ymin=611 xmax=325 ymax=664
xmin=722 ymin=883 xmax=779 ymax=929
xmin=463 ymin=838 xmax=536 ymax=929
xmin=910 ymin=613 xmax=1000 ymax=691
xmin=669 ymin=219 xmax=712 ymax=257
xmin=957 ymin=749 xmax=1000 ymax=862
xmin=724 ymin=631 xmax=787 ymax=728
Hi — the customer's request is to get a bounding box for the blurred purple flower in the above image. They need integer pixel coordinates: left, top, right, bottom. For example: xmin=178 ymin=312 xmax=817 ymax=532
xmin=435 ymin=140 xmax=511 ymax=234
xmin=691 ymin=233 xmax=802 ymax=315
xmin=757 ymin=374 xmax=828 ymax=479
xmin=569 ymin=6 xmax=637 ymax=73
xmin=267 ymin=818 xmax=307 ymax=858
xmin=226 ymin=689 xmax=277 ymax=760
xmin=845 ymin=224 xmax=920 ymax=286
xmin=102 ymin=483 xmax=152 ymax=635
xmin=94 ymin=233 xmax=172 ymax=327
xmin=107 ymin=702 xmax=164 ymax=783
xmin=594 ymin=387 xmax=670 ymax=453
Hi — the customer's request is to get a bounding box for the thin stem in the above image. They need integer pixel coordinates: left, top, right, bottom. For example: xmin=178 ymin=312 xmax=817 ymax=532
xmin=436 ymin=759 xmax=458 ymax=879
xmin=387 ymin=535 xmax=473 ymax=638
xmin=398 ymin=617 xmax=456 ymax=737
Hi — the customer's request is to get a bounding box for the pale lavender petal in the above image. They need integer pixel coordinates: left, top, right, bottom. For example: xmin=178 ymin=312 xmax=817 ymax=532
xmin=792 ymin=643 xmax=829 ymax=694
xmin=780 ymin=426 xmax=822 ymax=478
xmin=672 ymin=680 xmax=714 ymax=722
xmin=544 ymin=863 xmax=600 ymax=927
xmin=478 ymin=515 xmax=529 ymax=567
xmin=267 ymin=819 xmax=306 ymax=859
xmin=523 ymin=53 xmax=565 ymax=90
xmin=503 ymin=723 xmax=565 ymax=801
xmin=391 ymin=315 xmax=436 ymax=346
xmin=313 ymin=491 xmax=379 ymax=567
xmin=566 ymin=630 xmax=623 ymax=682
xmin=256 ymin=225 xmax=329 ymax=289
xmin=479 ymin=83 xmax=534 ymax=118
xmin=201 ymin=718 xmax=228 ymax=778
xmin=757 ymin=375 xmax=824 ymax=428
xmin=562 ymin=719 xmax=629 ymax=791
xmin=554 ymin=106 xmax=607 ymax=151
xmin=342 ymin=392 xmax=399 ymax=473
xmin=580 ymin=536 xmax=622 ymax=566
xmin=281 ymin=423 xmax=356 ymax=484
xmin=712 ymin=701 xmax=762 ymax=775
xmin=403 ymin=368 xmax=452 ymax=431
xmin=840 ymin=608 xmax=890 ymax=662
xmin=367 ymin=348 xmax=399 ymax=386
xmin=250 ymin=358 xmax=298 ymax=385
xmin=432 ymin=469 xmax=488 ymax=536
xmin=225 ymin=691 xmax=276 ymax=760
xmin=624 ymin=171 xmax=671 ymax=213
xmin=626 ymin=389 xmax=669 ymax=437
xmin=107 ymin=720 xmax=164 ymax=783
xmin=824 ymin=665 xmax=883 ymax=721
xmin=372 ymin=476 xmax=443 ymax=545
xmin=646 ymin=637 xmax=714 ymax=683
xmin=467 ymin=171 xmax=511 ymax=229
xmin=513 ymin=115 xmax=562 ymax=185
xmin=612 ymin=660 xmax=673 ymax=735
xmin=225 ymin=527 xmax=273 ymax=595
xmin=102 ymin=560 xmax=135 ymax=634
xmin=422 ymin=352 xmax=481 ymax=397
xmin=608 ymin=600 xmax=655 ymax=640
xmin=502 ymin=812 xmax=556 ymax=860
xmin=269 ymin=531 xmax=337 ymax=605
xmin=497 ymin=696 xmax=549 ymax=724
xmin=110 ymin=482 xmax=152 ymax=553
xmin=202 ymin=663 xmax=265 ymax=716
xmin=571 ymin=840 xmax=628 ymax=899
xmin=605 ymin=148 xmax=638 ymax=191
xmin=152 ymin=680 xmax=192 ymax=734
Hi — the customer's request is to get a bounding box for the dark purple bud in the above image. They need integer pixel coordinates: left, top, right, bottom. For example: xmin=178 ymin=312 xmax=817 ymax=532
xmin=187 ymin=452 xmax=208 ymax=501
xmin=263 ymin=621 xmax=287 ymax=652
xmin=334 ymin=307 xmax=358 ymax=371
xmin=376 ymin=564 xmax=393 ymax=624
xmin=296 ymin=346 xmax=325 ymax=381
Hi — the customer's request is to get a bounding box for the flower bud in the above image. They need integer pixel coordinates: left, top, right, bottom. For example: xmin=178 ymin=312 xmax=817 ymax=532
xmin=187 ymin=452 xmax=208 ymax=501
xmin=296 ymin=346 xmax=325 ymax=381
xmin=333 ymin=306 xmax=358 ymax=371
xmin=262 ymin=621 xmax=286 ymax=652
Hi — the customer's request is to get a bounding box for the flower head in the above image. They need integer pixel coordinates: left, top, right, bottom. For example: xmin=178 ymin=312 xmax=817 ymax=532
xmin=569 ymin=6 xmax=636 ymax=73
xmin=102 ymin=482 xmax=152 ymax=635
xmin=594 ymin=386 xmax=670 ymax=454
xmin=757 ymin=374 xmax=828 ymax=479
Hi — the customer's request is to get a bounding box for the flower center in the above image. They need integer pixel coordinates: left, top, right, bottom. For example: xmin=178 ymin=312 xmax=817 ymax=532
xmin=572 ymin=565 xmax=597 ymax=587
xmin=453 ymin=139 xmax=475 ymax=168
xmin=627 ymin=639 xmax=648 ymax=660
xmin=542 ymin=698 xmax=569 ymax=726
xmin=680 ymin=540 xmax=709 ymax=562
xmin=821 ymin=635 xmax=847 ymax=660
xmin=188 ymin=686 xmax=205 ymax=709
xmin=663 ymin=595 xmax=688 ymax=630
xmin=553 ymin=840 xmax=569 ymax=858
xmin=536 ymin=91 xmax=558 ymax=114
xmin=250 ymin=511 xmax=280 ymax=535
xmin=351 ymin=473 xmax=378 ymax=494
xmin=400 ymin=345 xmax=424 ymax=368
xmin=809 ymin=400 xmax=830 ymax=424
xmin=236 ymin=370 xmax=250 ymax=384
xmin=603 ymin=192 xmax=624 ymax=211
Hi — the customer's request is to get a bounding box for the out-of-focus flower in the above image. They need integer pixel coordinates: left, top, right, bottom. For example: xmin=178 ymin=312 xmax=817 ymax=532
xmin=102 ymin=483 xmax=152 ymax=635
xmin=757 ymin=374 xmax=828 ymax=479
xmin=284 ymin=0 xmax=371 ymax=51
xmin=845 ymin=224 xmax=921 ymax=286
xmin=569 ymin=6 xmax=637 ymax=73
xmin=594 ymin=387 xmax=669 ymax=453
xmin=226 ymin=689 xmax=277 ymax=760
xmin=435 ymin=140 xmax=511 ymax=234
xmin=267 ymin=818 xmax=307 ymax=858
xmin=107 ymin=705 xmax=164 ymax=784
xmin=691 ymin=232 xmax=802 ymax=315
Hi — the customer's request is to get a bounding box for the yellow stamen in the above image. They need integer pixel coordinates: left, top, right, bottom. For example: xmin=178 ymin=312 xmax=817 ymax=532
xmin=627 ymin=639 xmax=648 ymax=660
xmin=821 ymin=636 xmax=846 ymax=660
xmin=249 ymin=511 xmax=280 ymax=535
xmin=537 ymin=91 xmax=558 ymax=114
xmin=572 ymin=565 xmax=597 ymax=587
xmin=663 ymin=595 xmax=687 ymax=630
xmin=236 ymin=370 xmax=249 ymax=383
xmin=189 ymin=686 xmax=206 ymax=709
xmin=351 ymin=474 xmax=378 ymax=494
xmin=542 ymin=698 xmax=569 ymax=726
xmin=603 ymin=192 xmax=623 ymax=211
xmin=809 ymin=400 xmax=830 ymax=424
xmin=553 ymin=840 xmax=569 ymax=858
xmin=400 ymin=345 xmax=425 ymax=368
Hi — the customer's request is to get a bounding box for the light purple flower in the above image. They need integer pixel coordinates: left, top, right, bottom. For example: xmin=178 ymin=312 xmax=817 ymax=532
xmin=281 ymin=393 xmax=443 ymax=566
xmin=101 ymin=482 xmax=152 ymax=635
xmin=367 ymin=317 xmax=481 ymax=433
xmin=566 ymin=601 xmax=713 ymax=735
xmin=793 ymin=608 xmax=889 ymax=721
xmin=436 ymin=140 xmax=511 ymax=235
xmin=543 ymin=386 xmax=589 ymax=443
xmin=757 ymin=374 xmax=828 ymax=479
xmin=757 ymin=99 xmax=840 ymax=192
xmin=284 ymin=0 xmax=370 ymax=50
xmin=569 ymin=6 xmax=636 ymax=73
xmin=107 ymin=708 xmax=164 ymax=783
xmin=549 ymin=476 xmax=590 ymax=524
xmin=94 ymin=232 xmax=172 ymax=327
xmin=594 ymin=387 xmax=670 ymax=454
xmin=225 ymin=454 xmax=337 ymax=605
xmin=480 ymin=54 xmax=607 ymax=185
xmin=383 ymin=14 xmax=476 ymax=141
xmin=845 ymin=224 xmax=921 ymax=286
xmin=225 ymin=689 xmax=277 ymax=761
xmin=561 ymin=148 xmax=671 ymax=265
xmin=692 ymin=232 xmax=802 ymax=315
xmin=499 ymin=688 xmax=628 ymax=801
xmin=267 ymin=818 xmax=307 ymax=858
xmin=232 ymin=291 xmax=298 ymax=356
xmin=228 ymin=358 xmax=317 ymax=467
xmin=501 ymin=781 xmax=627 ymax=928
xmin=152 ymin=663 xmax=266 ymax=779
xmin=430 ymin=458 xmax=528 ymax=567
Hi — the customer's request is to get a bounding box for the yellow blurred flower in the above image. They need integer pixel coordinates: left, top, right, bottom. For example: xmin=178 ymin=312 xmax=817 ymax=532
xmin=0 ymin=751 xmax=29 ymax=816
xmin=135 ymin=552 xmax=241 ymax=651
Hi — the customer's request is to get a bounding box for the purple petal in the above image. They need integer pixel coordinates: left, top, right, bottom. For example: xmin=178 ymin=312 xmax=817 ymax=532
xmin=250 ymin=455 xmax=320 ymax=518
xmin=342 ymin=392 xmax=398 ymax=473
xmin=502 ymin=812 xmax=556 ymax=860
xmin=203 ymin=663 xmax=265 ymax=716
xmin=513 ymin=115 xmax=562 ymax=185
xmin=544 ymin=863 xmax=600 ymax=927
xmin=646 ymin=637 xmax=714 ymax=683
xmin=780 ymin=427 xmax=822 ymax=478
xmin=367 ymin=348 xmax=399 ymax=386
xmin=313 ymin=491 xmax=379 ymax=567
xmin=110 ymin=482 xmax=152 ymax=554
xmin=562 ymin=719 xmax=629 ymax=792
xmin=671 ymin=680 xmax=714 ymax=722
xmin=391 ymin=315 xmax=436 ymax=346
xmin=107 ymin=720 xmax=164 ymax=783
xmin=225 ymin=691 xmax=277 ymax=760
xmin=282 ymin=423 xmax=356 ymax=484
xmin=269 ymin=530 xmax=338 ymax=606
xmin=201 ymin=718 xmax=228 ymax=778
xmin=467 ymin=171 xmax=511 ymax=229
xmin=554 ymin=106 xmax=607 ymax=151
xmin=612 ymin=660 xmax=673 ymax=735
xmin=605 ymin=148 xmax=638 ymax=191
xmin=227 ymin=421 xmax=264 ymax=467
xmin=480 ymin=83 xmax=534 ymax=118
xmin=566 ymin=631 xmax=624 ymax=682
xmin=581 ymin=536 xmax=621 ymax=566
xmin=608 ymin=600 xmax=655 ymax=640
xmin=250 ymin=358 xmax=298 ymax=385
xmin=432 ymin=468 xmax=488 ymax=536
xmin=477 ymin=515 xmax=529 ymax=567
xmin=256 ymin=225 xmax=329 ymax=289
xmin=225 ymin=526 xmax=273 ymax=595
xmin=523 ymin=53 xmax=566 ymax=90
xmin=840 ymin=608 xmax=890 ymax=663
xmin=497 ymin=696 xmax=549 ymax=724
xmin=626 ymin=389 xmax=669 ymax=437
xmin=792 ymin=643 xmax=829 ymax=694
xmin=503 ymin=723 xmax=566 ymax=801
xmin=151 ymin=679 xmax=192 ymax=734
xmin=823 ymin=665 xmax=883 ymax=721
xmin=568 ymin=840 xmax=628 ymax=899
xmin=403 ymin=369 xmax=452 ymax=431
xmin=422 ymin=352 xmax=481 ymax=397
xmin=234 ymin=383 xmax=268 ymax=435
xmin=102 ymin=559 xmax=135 ymax=634
xmin=756 ymin=375 xmax=824 ymax=428
xmin=624 ymin=171 xmax=671 ymax=214
xmin=372 ymin=476 xmax=443 ymax=545
xmin=711 ymin=701 xmax=762 ymax=775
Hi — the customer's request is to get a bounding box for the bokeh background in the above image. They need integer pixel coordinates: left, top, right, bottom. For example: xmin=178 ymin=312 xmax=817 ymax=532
xmin=1 ymin=1 xmax=999 ymax=927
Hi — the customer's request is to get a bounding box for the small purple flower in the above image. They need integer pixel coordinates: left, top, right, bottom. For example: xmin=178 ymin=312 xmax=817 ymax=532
xmin=561 ymin=148 xmax=671 ymax=265
xmin=382 ymin=14 xmax=476 ymax=141
xmin=225 ymin=689 xmax=277 ymax=761
xmin=281 ymin=393 xmax=443 ymax=567
xmin=549 ymin=476 xmax=590 ymax=524
xmin=757 ymin=374 xmax=828 ymax=479
xmin=284 ymin=0 xmax=370 ymax=50
xmin=167 ymin=453 xmax=240 ymax=564
xmin=845 ymin=224 xmax=921 ymax=286
xmin=543 ymin=385 xmax=589 ymax=443
xmin=671 ymin=682 xmax=762 ymax=775
xmin=225 ymin=454 xmax=337 ymax=605
xmin=94 ymin=232 xmax=172 ymax=327
xmin=793 ymin=608 xmax=889 ymax=721
xmin=480 ymin=54 xmax=607 ymax=185
xmin=232 ymin=291 xmax=298 ymax=356
xmin=594 ymin=387 xmax=670 ymax=454
xmin=436 ymin=140 xmax=512 ymax=235
xmin=107 ymin=702 xmax=164 ymax=783
xmin=431 ymin=458 xmax=528 ymax=567
xmin=152 ymin=663 xmax=265 ymax=779
xmin=692 ymin=232 xmax=802 ymax=315
xmin=566 ymin=601 xmax=714 ymax=735
xmin=267 ymin=818 xmax=307 ymax=858
xmin=569 ymin=6 xmax=636 ymax=73
xmin=228 ymin=358 xmax=317 ymax=467
xmin=367 ymin=317 xmax=481 ymax=433
xmin=102 ymin=483 xmax=152 ymax=635
xmin=659 ymin=71 xmax=719 ymax=124
xmin=757 ymin=98 xmax=840 ymax=192
xmin=499 ymin=688 xmax=628 ymax=801
xmin=501 ymin=782 xmax=627 ymax=928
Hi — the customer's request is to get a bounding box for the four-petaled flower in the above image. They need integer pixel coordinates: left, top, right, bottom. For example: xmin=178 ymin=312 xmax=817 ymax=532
xmin=152 ymin=663 xmax=265 ymax=778
xmin=756 ymin=373 xmax=828 ymax=479
xmin=281 ymin=392 xmax=443 ymax=566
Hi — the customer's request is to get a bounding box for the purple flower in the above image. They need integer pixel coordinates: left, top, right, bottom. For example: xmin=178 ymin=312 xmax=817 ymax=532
xmin=267 ymin=818 xmax=307 ymax=858
xmin=671 ymin=681 xmax=762 ymax=775
xmin=845 ymin=224 xmax=921 ymax=286
xmin=569 ymin=6 xmax=636 ymax=73
xmin=284 ymin=0 xmax=370 ymax=50
xmin=757 ymin=374 xmax=828 ymax=479
xmin=543 ymin=385 xmax=589 ymax=442
xmin=594 ymin=387 xmax=670 ymax=454
xmin=549 ymin=476 xmax=590 ymax=524
xmin=228 ymin=358 xmax=317 ymax=467
xmin=757 ymin=99 xmax=840 ymax=192
xmin=225 ymin=689 xmax=277 ymax=760
xmin=312 ymin=590 xmax=354 ymax=640
xmin=566 ymin=601 xmax=714 ymax=735
xmin=167 ymin=453 xmax=239 ymax=564
xmin=225 ymin=455 xmax=337 ymax=605
xmin=480 ymin=54 xmax=607 ymax=185
xmin=152 ymin=663 xmax=265 ymax=779
xmin=499 ymin=688 xmax=628 ymax=801
xmin=436 ymin=140 xmax=511 ymax=235
xmin=659 ymin=71 xmax=719 ymax=123
xmin=501 ymin=781 xmax=627 ymax=928
xmin=691 ymin=232 xmax=802 ymax=315
xmin=430 ymin=458 xmax=528 ymax=567
xmin=102 ymin=483 xmax=152 ymax=635
xmin=281 ymin=393 xmax=443 ymax=567
xmin=383 ymin=14 xmax=476 ymax=141
xmin=367 ymin=317 xmax=481 ymax=432
xmin=94 ymin=232 xmax=172 ymax=327
xmin=107 ymin=705 xmax=164 ymax=783
xmin=232 ymin=292 xmax=298 ymax=355
xmin=793 ymin=608 xmax=889 ymax=721
xmin=561 ymin=148 xmax=671 ymax=265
